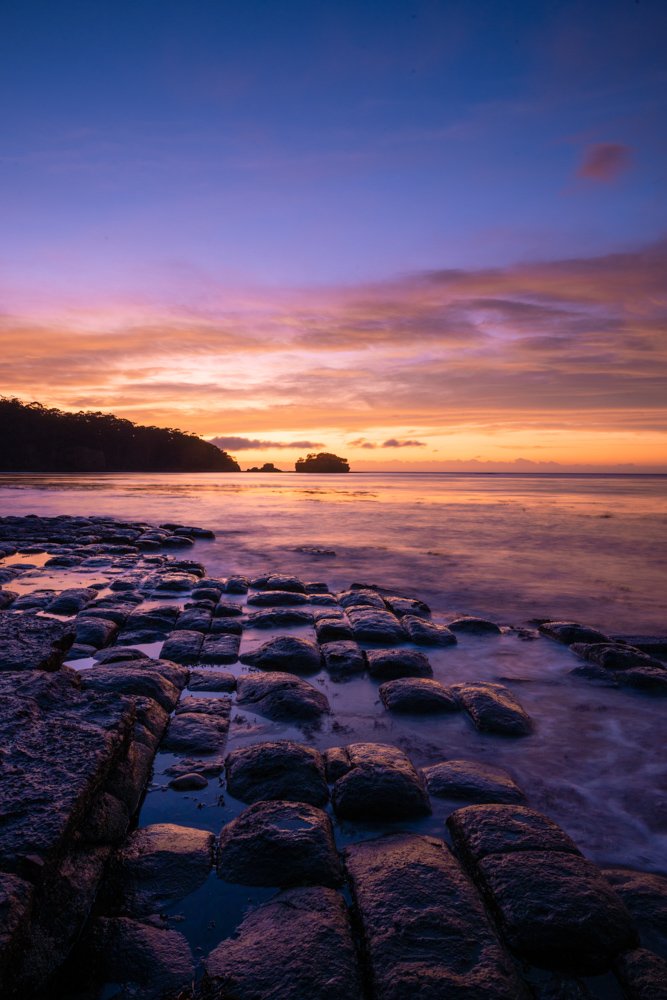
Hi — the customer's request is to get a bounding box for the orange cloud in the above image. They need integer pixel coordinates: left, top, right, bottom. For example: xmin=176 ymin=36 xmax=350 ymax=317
xmin=576 ymin=143 xmax=631 ymax=182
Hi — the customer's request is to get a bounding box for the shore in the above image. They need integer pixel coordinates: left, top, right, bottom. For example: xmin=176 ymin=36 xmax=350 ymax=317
xmin=0 ymin=514 xmax=665 ymax=999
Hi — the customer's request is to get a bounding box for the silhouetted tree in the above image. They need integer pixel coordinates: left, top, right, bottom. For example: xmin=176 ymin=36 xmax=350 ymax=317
xmin=295 ymin=452 xmax=350 ymax=473
xmin=0 ymin=398 xmax=240 ymax=472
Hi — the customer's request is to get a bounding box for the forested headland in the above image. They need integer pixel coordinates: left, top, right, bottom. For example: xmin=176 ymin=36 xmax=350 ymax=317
xmin=0 ymin=398 xmax=240 ymax=472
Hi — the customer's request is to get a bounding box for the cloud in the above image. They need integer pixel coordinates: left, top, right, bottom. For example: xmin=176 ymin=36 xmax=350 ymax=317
xmin=349 ymin=438 xmax=376 ymax=448
xmin=381 ymin=438 xmax=427 ymax=448
xmin=577 ymin=143 xmax=631 ymax=182
xmin=209 ymin=436 xmax=324 ymax=451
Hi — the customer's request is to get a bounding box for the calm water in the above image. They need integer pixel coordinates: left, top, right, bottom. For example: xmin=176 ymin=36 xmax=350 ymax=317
xmin=2 ymin=471 xmax=666 ymax=632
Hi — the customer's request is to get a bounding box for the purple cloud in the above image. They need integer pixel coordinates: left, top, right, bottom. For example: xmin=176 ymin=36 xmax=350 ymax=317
xmin=577 ymin=143 xmax=631 ymax=182
xmin=210 ymin=436 xmax=324 ymax=451
xmin=382 ymin=439 xmax=426 ymax=448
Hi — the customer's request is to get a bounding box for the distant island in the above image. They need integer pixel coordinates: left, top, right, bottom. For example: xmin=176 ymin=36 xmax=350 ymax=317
xmin=246 ymin=463 xmax=282 ymax=473
xmin=0 ymin=398 xmax=240 ymax=472
xmin=295 ymin=452 xmax=350 ymax=473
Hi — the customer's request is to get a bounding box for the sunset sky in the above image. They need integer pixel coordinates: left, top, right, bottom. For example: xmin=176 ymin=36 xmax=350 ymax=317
xmin=1 ymin=0 xmax=666 ymax=471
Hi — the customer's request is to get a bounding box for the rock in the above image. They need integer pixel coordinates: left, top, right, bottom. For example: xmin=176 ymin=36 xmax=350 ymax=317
xmin=239 ymin=635 xmax=322 ymax=674
xmin=94 ymin=646 xmax=150 ymax=664
xmin=81 ymin=665 xmax=182 ymax=712
xmin=12 ymin=589 xmax=56 ymax=610
xmin=309 ymin=592 xmax=337 ymax=605
xmin=246 ymin=590 xmax=309 ymax=606
xmin=447 ymin=615 xmax=502 ymax=635
xmin=251 ymin=573 xmax=307 ymax=593
xmin=175 ymin=607 xmax=212 ymax=632
xmin=320 ymin=640 xmax=365 ymax=677
xmin=538 ymin=621 xmax=609 ymax=645
xmin=162 ymin=700 xmax=231 ymax=754
xmin=315 ymin=616 xmax=354 ymax=642
xmin=82 ymin=791 xmax=130 ymax=844
xmin=236 ymin=671 xmax=330 ymax=721
xmin=0 ymin=873 xmax=34 ymax=994
xmin=83 ymin=604 xmax=131 ymax=625
xmin=379 ymin=677 xmax=458 ymax=713
xmin=347 ymin=607 xmax=407 ymax=643
xmin=452 ymin=682 xmax=533 ymax=736
xmin=611 ymin=634 xmax=667 ymax=656
xmin=218 ymin=800 xmax=341 ymax=887
xmin=168 ymin=772 xmax=208 ymax=791
xmin=614 ymin=948 xmax=667 ymax=1000
xmin=188 ymin=670 xmax=236 ymax=692
xmin=165 ymin=758 xmax=224 ymax=778
xmin=84 ymin=916 xmax=194 ymax=999
xmin=338 ymin=589 xmax=385 ymax=610
xmin=0 ymin=590 xmax=17 ymax=609
xmin=209 ymin=616 xmax=243 ymax=635
xmin=45 ymin=587 xmax=98 ymax=614
xmin=571 ymin=642 xmax=666 ymax=672
xmin=105 ymin=823 xmax=214 ymax=915
xmin=401 ymin=615 xmax=457 ymax=646
xmin=74 ymin=616 xmax=118 ymax=648
xmin=383 ymin=594 xmax=431 ymax=618
xmin=65 ymin=643 xmax=97 ymax=661
xmin=160 ymin=629 xmax=204 ymax=665
xmin=344 ymin=833 xmax=526 ymax=1000
xmin=422 ymin=760 xmax=525 ymax=803
xmin=245 ymin=608 xmax=314 ymax=628
xmin=602 ymin=868 xmax=667 ymax=951
xmin=225 ymin=741 xmax=328 ymax=806
xmin=331 ymin=743 xmax=431 ymax=820
xmin=448 ymin=804 xmax=637 ymax=975
xmin=224 ymin=575 xmax=250 ymax=594
xmin=213 ymin=600 xmax=245 ymax=617
xmin=0 ymin=611 xmax=74 ymax=671
xmin=366 ymin=647 xmax=433 ymax=680
xmin=323 ymin=746 xmax=352 ymax=782
xmin=202 ymin=886 xmax=363 ymax=1000
xmin=448 ymin=804 xmax=581 ymax=863
xmin=200 ymin=633 xmax=240 ymax=664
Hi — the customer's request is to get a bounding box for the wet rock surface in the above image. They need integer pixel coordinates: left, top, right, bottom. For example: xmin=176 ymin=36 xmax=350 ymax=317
xmin=239 ymin=634 xmax=321 ymax=673
xmin=422 ymin=759 xmax=525 ymax=803
xmin=0 ymin=513 xmax=664 ymax=999
xmin=452 ymin=681 xmax=534 ymax=735
xmin=345 ymin=833 xmax=527 ymax=999
xmin=331 ymin=742 xmax=431 ymax=820
xmin=202 ymin=886 xmax=363 ymax=1000
xmin=379 ymin=676 xmax=459 ymax=712
xmin=218 ymin=800 xmax=342 ymax=887
xmin=0 ymin=611 xmax=74 ymax=671
xmin=225 ymin=740 xmax=329 ymax=805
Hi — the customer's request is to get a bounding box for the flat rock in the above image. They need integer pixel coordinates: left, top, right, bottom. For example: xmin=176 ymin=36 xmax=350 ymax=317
xmin=85 ymin=916 xmax=194 ymax=1000
xmin=447 ymin=616 xmax=502 ymax=635
xmin=331 ymin=742 xmax=431 ymax=820
xmin=603 ymin=868 xmax=667 ymax=951
xmin=236 ymin=671 xmax=330 ymax=721
xmin=213 ymin=600 xmax=244 ymax=617
xmin=246 ymin=590 xmax=309 ymax=606
xmin=366 ymin=647 xmax=432 ymax=679
xmin=345 ymin=833 xmax=526 ymax=1000
xmin=217 ymin=800 xmax=342 ymax=887
xmin=338 ymin=589 xmax=385 ymax=610
xmin=240 ymin=635 xmax=321 ymax=674
xmin=383 ymin=594 xmax=431 ymax=618
xmin=162 ymin=700 xmax=231 ymax=754
xmin=74 ymin=616 xmax=118 ymax=648
xmin=422 ymin=760 xmax=525 ymax=803
xmin=225 ymin=741 xmax=328 ymax=806
xmin=476 ymin=850 xmax=638 ymax=975
xmin=160 ymin=629 xmax=204 ymax=664
xmin=0 ymin=611 xmax=74 ymax=671
xmin=245 ymin=608 xmax=314 ymax=628
xmin=448 ymin=804 xmax=581 ymax=863
xmin=45 ymin=587 xmax=97 ymax=614
xmin=538 ymin=621 xmax=609 ymax=644
xmin=81 ymin=665 xmax=183 ymax=712
xmin=614 ymin=947 xmax=667 ymax=1000
xmin=571 ymin=642 xmax=666 ymax=672
xmin=175 ymin=607 xmax=212 ymax=632
xmin=202 ymin=886 xmax=363 ymax=1000
xmin=320 ymin=639 xmax=365 ymax=676
xmin=209 ymin=616 xmax=243 ymax=635
xmin=94 ymin=646 xmax=150 ymax=664
xmin=452 ymin=681 xmax=533 ymax=736
xmin=379 ymin=677 xmax=458 ymax=713
xmin=188 ymin=670 xmax=236 ymax=692
xmin=402 ymin=615 xmax=457 ymax=646
xmin=347 ymin=607 xmax=407 ymax=643
xmin=105 ymin=822 xmax=214 ymax=916
xmin=200 ymin=633 xmax=240 ymax=664
xmin=315 ymin=616 xmax=354 ymax=642
xmin=251 ymin=573 xmax=307 ymax=593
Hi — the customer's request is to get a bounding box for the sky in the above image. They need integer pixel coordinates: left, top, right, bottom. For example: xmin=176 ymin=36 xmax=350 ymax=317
xmin=1 ymin=0 xmax=666 ymax=471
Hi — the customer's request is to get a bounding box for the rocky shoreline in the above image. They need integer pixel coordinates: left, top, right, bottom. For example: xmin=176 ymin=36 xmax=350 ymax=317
xmin=0 ymin=515 xmax=665 ymax=999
